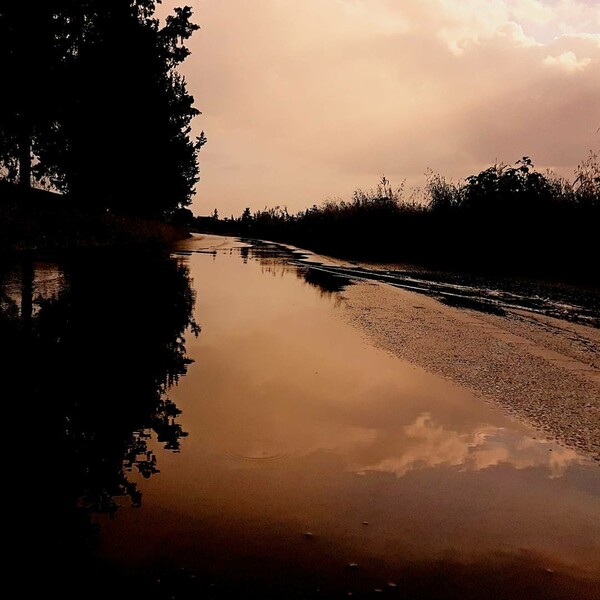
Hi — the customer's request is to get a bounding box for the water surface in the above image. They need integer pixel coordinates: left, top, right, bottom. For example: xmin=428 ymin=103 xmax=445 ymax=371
xmin=5 ymin=236 xmax=599 ymax=599
xmin=104 ymin=235 xmax=600 ymax=598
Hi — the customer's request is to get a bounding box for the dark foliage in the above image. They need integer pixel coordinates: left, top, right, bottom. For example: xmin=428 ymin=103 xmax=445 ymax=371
xmin=200 ymin=155 xmax=600 ymax=282
xmin=0 ymin=4 xmax=60 ymax=187
xmin=0 ymin=181 xmax=191 ymax=252
xmin=0 ymin=1 xmax=205 ymax=217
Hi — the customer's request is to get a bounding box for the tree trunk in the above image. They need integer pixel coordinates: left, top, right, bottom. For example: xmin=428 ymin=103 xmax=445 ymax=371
xmin=19 ymin=125 xmax=31 ymax=190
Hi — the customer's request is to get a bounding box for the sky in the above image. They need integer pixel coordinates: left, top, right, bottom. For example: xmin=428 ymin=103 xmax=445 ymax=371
xmin=162 ymin=0 xmax=600 ymax=216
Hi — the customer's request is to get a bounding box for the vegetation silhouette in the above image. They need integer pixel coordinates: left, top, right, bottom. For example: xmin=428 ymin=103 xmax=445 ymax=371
xmin=0 ymin=1 xmax=205 ymax=219
xmin=2 ymin=253 xmax=198 ymax=597
xmin=201 ymin=154 xmax=600 ymax=283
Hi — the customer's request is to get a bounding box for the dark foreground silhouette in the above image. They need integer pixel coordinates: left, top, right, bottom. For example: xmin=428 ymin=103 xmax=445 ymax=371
xmin=3 ymin=252 xmax=197 ymax=598
xmin=0 ymin=181 xmax=192 ymax=252
xmin=0 ymin=1 xmax=205 ymax=248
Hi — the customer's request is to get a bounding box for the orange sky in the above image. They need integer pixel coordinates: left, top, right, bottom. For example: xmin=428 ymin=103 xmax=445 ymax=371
xmin=162 ymin=0 xmax=600 ymax=216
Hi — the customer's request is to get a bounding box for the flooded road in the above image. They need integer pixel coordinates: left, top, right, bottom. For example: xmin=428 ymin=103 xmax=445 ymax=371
xmin=4 ymin=235 xmax=599 ymax=599
xmin=99 ymin=235 xmax=600 ymax=598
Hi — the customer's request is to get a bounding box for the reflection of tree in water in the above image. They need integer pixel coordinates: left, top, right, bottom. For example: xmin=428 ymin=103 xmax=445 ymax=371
xmin=299 ymin=266 xmax=351 ymax=297
xmin=2 ymin=254 xmax=198 ymax=594
xmin=236 ymin=242 xmax=350 ymax=300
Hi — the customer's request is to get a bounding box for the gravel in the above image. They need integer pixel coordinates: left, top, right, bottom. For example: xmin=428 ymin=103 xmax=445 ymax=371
xmin=342 ymin=281 xmax=600 ymax=461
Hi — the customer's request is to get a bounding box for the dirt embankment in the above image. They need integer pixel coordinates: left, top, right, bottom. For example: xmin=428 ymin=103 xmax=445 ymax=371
xmin=342 ymin=281 xmax=600 ymax=461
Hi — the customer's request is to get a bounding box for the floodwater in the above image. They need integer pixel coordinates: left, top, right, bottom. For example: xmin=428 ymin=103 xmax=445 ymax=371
xmin=4 ymin=235 xmax=600 ymax=599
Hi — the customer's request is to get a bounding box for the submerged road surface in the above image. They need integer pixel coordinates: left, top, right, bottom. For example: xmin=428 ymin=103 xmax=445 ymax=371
xmin=91 ymin=234 xmax=600 ymax=599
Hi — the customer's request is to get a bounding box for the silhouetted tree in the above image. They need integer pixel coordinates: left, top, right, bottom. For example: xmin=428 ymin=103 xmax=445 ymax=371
xmin=0 ymin=4 xmax=63 ymax=188
xmin=1 ymin=1 xmax=205 ymax=217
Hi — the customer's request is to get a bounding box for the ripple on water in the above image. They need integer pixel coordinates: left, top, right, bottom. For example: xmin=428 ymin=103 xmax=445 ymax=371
xmin=470 ymin=428 xmax=497 ymax=446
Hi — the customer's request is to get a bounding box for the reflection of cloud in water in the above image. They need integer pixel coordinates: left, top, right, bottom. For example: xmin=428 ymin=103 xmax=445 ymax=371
xmin=356 ymin=414 xmax=584 ymax=479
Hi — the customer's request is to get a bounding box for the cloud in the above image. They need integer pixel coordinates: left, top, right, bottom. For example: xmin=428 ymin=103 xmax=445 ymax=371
xmin=544 ymin=50 xmax=592 ymax=71
xmin=511 ymin=0 xmax=555 ymax=25
xmin=162 ymin=0 xmax=600 ymax=214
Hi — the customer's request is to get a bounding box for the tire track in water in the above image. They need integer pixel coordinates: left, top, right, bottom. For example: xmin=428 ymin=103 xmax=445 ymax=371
xmin=293 ymin=262 xmax=599 ymax=329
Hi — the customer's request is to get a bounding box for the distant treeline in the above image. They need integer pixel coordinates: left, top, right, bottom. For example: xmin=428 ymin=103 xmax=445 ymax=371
xmin=198 ymin=155 xmax=600 ymax=282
